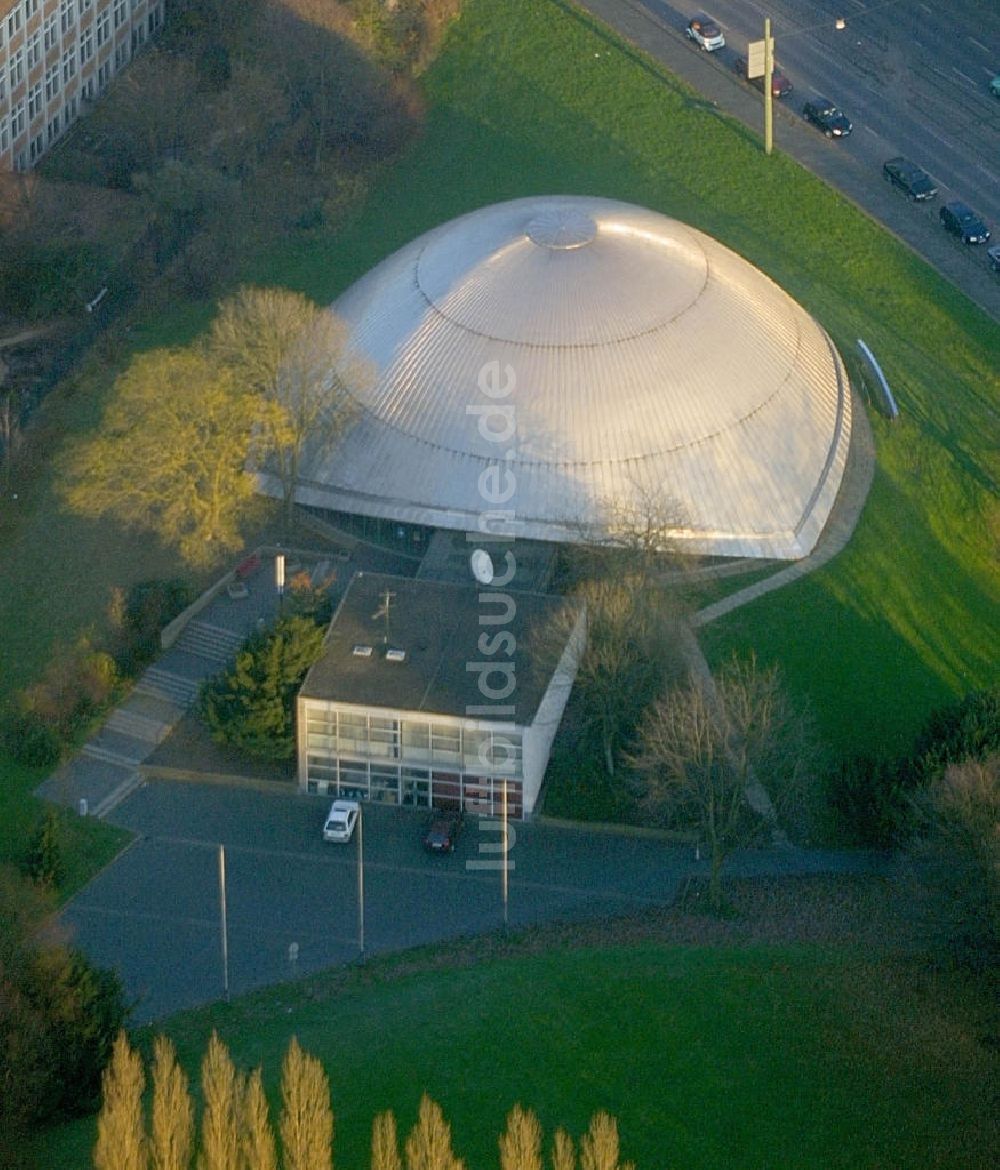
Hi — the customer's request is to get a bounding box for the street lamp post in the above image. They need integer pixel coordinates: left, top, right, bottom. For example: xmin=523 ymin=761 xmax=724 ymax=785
xmin=763 ymin=17 xmax=774 ymax=156
xmin=357 ymin=804 xmax=365 ymax=954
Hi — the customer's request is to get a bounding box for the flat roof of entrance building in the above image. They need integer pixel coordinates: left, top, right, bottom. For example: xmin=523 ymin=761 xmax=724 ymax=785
xmin=299 ymin=572 xmax=571 ymax=724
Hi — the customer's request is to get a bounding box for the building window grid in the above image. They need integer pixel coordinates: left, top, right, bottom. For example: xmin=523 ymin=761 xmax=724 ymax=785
xmin=43 ymin=13 xmax=57 ymax=51
xmin=26 ymin=30 xmax=40 ymax=68
xmin=61 ymin=46 xmax=75 ymax=81
xmin=59 ymin=0 xmax=75 ymax=35
xmin=44 ymin=62 xmax=59 ymax=100
xmin=113 ymin=0 xmax=126 ymax=30
xmin=305 ymin=708 xmax=522 ymax=777
xmin=95 ymin=8 xmax=109 ymax=45
xmin=79 ymin=24 xmax=92 ymax=63
xmin=27 ymin=80 xmax=41 ymax=119
xmin=0 ymin=64 xmax=5 ymax=104
xmin=26 ymin=0 xmax=40 ymax=17
xmin=0 ymin=122 xmax=8 ymax=153
xmin=10 ymin=98 xmax=26 ymax=138
xmin=9 ymin=47 xmax=24 ymax=88
xmin=46 ymin=111 xmax=60 ymax=142
xmin=7 ymin=8 xmax=22 ymax=41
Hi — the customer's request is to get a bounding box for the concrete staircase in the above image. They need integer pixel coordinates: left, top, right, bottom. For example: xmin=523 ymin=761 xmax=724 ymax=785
xmin=173 ymin=620 xmax=246 ymax=664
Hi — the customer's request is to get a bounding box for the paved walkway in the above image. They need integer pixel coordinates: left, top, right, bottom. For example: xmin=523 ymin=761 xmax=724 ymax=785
xmin=692 ymin=388 xmax=876 ymax=626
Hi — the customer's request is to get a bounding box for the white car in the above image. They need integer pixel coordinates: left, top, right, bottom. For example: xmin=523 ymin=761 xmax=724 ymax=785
xmin=686 ymin=14 xmax=725 ymax=51
xmin=322 ymin=799 xmax=360 ymax=843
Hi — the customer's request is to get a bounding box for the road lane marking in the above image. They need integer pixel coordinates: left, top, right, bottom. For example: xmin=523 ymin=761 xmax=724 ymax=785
xmin=863 ymin=126 xmax=878 ymax=137
xmin=952 ymin=67 xmax=975 ymax=85
xmin=975 ymin=162 xmax=999 ymax=183
xmin=968 ymin=38 xmax=989 ymax=53
xmin=918 ymin=2 xmax=932 ymax=12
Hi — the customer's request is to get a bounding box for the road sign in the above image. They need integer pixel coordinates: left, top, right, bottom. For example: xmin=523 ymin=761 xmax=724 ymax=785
xmin=746 ymin=37 xmax=774 ymax=79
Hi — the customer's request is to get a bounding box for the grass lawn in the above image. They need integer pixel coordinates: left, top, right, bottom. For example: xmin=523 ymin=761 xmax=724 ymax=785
xmin=34 ymin=937 xmax=998 ymax=1170
xmin=1 ymin=0 xmax=998 ymax=877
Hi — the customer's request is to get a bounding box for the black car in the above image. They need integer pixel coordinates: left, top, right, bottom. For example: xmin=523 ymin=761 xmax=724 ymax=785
xmin=802 ymin=98 xmax=852 ymax=138
xmin=882 ymin=157 xmax=937 ymax=202
xmin=939 ymin=200 xmax=991 ymax=245
xmin=423 ymin=812 xmax=463 ymax=853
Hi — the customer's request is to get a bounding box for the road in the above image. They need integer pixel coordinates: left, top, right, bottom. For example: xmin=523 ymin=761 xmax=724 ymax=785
xmin=63 ymin=780 xmax=888 ymax=1022
xmin=577 ymin=0 xmax=1000 ymax=318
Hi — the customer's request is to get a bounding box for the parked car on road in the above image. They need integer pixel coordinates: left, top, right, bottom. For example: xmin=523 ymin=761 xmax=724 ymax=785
xmin=802 ymin=98 xmax=852 ymax=138
xmin=732 ymin=57 xmax=792 ymax=97
xmin=882 ymin=157 xmax=938 ymax=202
xmin=323 ymin=799 xmax=360 ymax=843
xmin=424 ymin=812 xmax=463 ymax=853
xmin=985 ymin=244 xmax=1000 ymax=272
xmin=939 ymin=200 xmax=991 ymax=244
xmin=685 ymin=15 xmax=725 ymax=51
xmin=990 ymin=75 xmax=1000 ymax=98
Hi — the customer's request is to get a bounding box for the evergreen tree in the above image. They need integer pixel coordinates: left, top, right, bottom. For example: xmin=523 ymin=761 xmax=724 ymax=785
xmin=279 ymin=1036 xmax=334 ymax=1170
xmin=93 ymin=1031 xmax=146 ymax=1170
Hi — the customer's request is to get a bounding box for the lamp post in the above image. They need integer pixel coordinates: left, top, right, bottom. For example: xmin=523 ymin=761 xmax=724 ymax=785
xmin=763 ymin=17 xmax=774 ymax=156
xmin=357 ymin=803 xmax=365 ymax=954
xmin=275 ymin=551 xmax=285 ymax=616
xmin=218 ymin=844 xmax=230 ymax=1001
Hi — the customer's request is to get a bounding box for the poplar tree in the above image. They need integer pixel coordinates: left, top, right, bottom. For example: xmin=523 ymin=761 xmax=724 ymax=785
xmin=371 ymin=1110 xmax=401 ymax=1170
xmin=241 ymin=1068 xmax=278 ymax=1170
xmin=579 ymin=1113 xmax=632 ymax=1170
xmin=279 ymin=1036 xmax=334 ymax=1170
xmin=93 ymin=1031 xmax=147 ymax=1170
xmin=198 ymin=1031 xmax=241 ymax=1170
xmin=151 ymin=1035 xmax=194 ymax=1170
xmin=551 ymin=1130 xmax=575 ymax=1170
xmin=499 ymin=1105 xmax=542 ymax=1170
xmin=404 ymin=1095 xmax=463 ymax=1170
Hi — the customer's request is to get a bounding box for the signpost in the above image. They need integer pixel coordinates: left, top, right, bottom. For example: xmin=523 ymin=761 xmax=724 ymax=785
xmin=747 ymin=23 xmax=776 ymax=156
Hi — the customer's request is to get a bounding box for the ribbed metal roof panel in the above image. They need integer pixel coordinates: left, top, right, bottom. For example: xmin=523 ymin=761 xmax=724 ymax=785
xmin=291 ymin=196 xmax=852 ymax=560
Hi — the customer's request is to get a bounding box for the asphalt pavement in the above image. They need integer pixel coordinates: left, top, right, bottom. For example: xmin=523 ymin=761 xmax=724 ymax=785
xmin=570 ymin=0 xmax=1000 ymax=318
xmin=63 ymin=780 xmax=890 ymax=1022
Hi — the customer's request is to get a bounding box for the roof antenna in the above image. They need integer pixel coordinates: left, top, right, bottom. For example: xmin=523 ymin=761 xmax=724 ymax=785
xmin=370 ymin=589 xmax=396 ymax=645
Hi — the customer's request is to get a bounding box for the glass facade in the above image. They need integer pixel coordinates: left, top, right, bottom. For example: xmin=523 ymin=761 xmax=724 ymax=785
xmin=302 ymin=703 xmax=523 ymax=816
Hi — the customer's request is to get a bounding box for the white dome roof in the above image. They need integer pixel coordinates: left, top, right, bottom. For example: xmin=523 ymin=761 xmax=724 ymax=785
xmin=290 ymin=195 xmax=852 ymax=560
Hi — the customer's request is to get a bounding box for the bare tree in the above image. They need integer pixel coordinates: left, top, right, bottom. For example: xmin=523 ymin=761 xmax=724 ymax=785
xmin=499 ymin=1104 xmax=542 ymax=1170
xmin=631 ymin=653 xmax=813 ymax=908
xmin=93 ymin=1031 xmax=147 ymax=1170
xmin=541 ymin=575 xmax=680 ymax=779
xmin=209 ymin=285 xmax=365 ymax=529
xmin=404 ymin=1095 xmax=463 ymax=1170
xmin=372 ymin=1110 xmax=402 ymax=1170
xmin=279 ymin=1036 xmax=334 ymax=1170
xmin=151 ymin=1035 xmax=194 ymax=1170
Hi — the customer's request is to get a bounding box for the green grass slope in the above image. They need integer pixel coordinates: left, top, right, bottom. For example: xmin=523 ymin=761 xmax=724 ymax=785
xmin=36 ymin=943 xmax=998 ymax=1169
xmin=1 ymin=0 xmax=997 ymax=875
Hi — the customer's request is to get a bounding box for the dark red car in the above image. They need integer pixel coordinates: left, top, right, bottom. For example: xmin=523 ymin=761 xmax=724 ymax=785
xmin=733 ymin=57 xmax=792 ymax=98
xmin=424 ymin=813 xmax=463 ymax=853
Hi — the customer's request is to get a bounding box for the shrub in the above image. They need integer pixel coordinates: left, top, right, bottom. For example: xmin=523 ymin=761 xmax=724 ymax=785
xmin=119 ymin=578 xmax=196 ymax=670
xmin=908 ymin=687 xmax=1000 ymax=783
xmin=1 ymin=707 xmax=62 ymax=768
xmin=198 ymin=614 xmax=325 ymax=759
xmin=23 ymin=808 xmax=64 ymax=889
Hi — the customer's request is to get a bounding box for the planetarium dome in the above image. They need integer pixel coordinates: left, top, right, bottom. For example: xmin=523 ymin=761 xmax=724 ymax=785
xmin=282 ymin=195 xmax=852 ymax=560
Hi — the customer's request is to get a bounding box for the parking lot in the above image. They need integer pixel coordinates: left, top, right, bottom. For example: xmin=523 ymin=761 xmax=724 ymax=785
xmin=64 ymin=779 xmax=887 ymax=1021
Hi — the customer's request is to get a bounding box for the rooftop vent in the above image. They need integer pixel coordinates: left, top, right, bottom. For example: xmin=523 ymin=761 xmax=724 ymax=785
xmin=352 ymin=644 xmax=374 ymax=658
xmin=384 ymin=648 xmax=407 ymax=663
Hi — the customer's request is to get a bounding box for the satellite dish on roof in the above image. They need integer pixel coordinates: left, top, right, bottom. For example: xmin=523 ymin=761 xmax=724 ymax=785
xmin=470 ymin=548 xmax=495 ymax=584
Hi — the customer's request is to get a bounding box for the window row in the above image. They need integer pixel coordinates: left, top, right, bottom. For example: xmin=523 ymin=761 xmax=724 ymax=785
xmin=305 ymin=709 xmax=523 ymax=773
xmin=1 ymin=0 xmax=153 ymax=59
xmin=303 ymin=759 xmax=523 ymax=817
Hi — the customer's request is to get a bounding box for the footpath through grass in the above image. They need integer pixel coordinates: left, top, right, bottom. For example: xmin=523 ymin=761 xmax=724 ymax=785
xmin=36 ymin=938 xmax=998 ymax=1169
